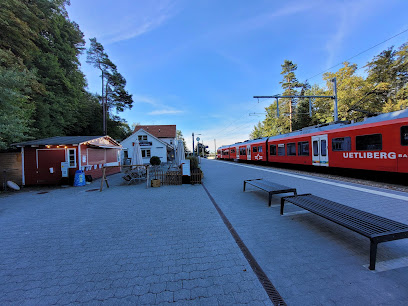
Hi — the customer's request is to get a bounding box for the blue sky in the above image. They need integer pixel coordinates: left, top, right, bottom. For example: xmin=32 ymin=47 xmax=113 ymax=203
xmin=67 ymin=0 xmax=408 ymax=152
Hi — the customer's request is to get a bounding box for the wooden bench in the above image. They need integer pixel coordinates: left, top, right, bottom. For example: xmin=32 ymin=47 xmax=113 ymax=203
xmin=280 ymin=194 xmax=408 ymax=270
xmin=243 ymin=178 xmax=297 ymax=207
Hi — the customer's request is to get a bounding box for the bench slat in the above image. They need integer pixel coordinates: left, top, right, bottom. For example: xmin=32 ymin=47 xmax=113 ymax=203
xmin=283 ymin=195 xmax=408 ymax=237
xmin=244 ymin=179 xmax=297 ymax=207
xmin=281 ymin=194 xmax=408 ymax=270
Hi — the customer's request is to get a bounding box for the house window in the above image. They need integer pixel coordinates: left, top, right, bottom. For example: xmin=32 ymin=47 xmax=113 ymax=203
xmin=298 ymin=141 xmax=309 ymax=156
xmin=332 ymin=137 xmax=351 ymax=151
xmin=287 ymin=143 xmax=296 ymax=156
xmin=401 ymin=126 xmax=408 ymax=146
xmin=138 ymin=135 xmax=147 ymax=141
xmin=141 ymin=149 xmax=151 ymax=158
xmin=270 ymin=145 xmax=276 ymax=155
xmin=67 ymin=148 xmax=76 ymax=168
xmin=278 ymin=144 xmax=285 ymax=156
xmin=356 ymin=134 xmax=382 ymax=151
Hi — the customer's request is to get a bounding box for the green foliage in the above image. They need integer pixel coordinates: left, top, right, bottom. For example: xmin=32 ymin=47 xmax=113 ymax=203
xmin=149 ymin=156 xmax=161 ymax=166
xmin=0 ymin=50 xmax=36 ymax=149
xmin=251 ymin=42 xmax=408 ymax=138
xmin=249 ymin=122 xmax=265 ymax=139
xmin=0 ymin=0 xmax=133 ymax=149
xmin=187 ymin=156 xmax=199 ymax=170
xmin=87 ymin=37 xmax=133 ymax=113
xmin=176 ymin=130 xmax=188 ymax=152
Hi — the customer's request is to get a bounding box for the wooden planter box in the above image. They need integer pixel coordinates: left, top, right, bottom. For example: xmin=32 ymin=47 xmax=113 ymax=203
xmin=151 ymin=179 xmax=161 ymax=187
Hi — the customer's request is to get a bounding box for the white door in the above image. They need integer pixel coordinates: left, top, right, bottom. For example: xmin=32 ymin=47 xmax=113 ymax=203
xmin=312 ymin=135 xmax=329 ymax=166
xmin=247 ymin=145 xmax=251 ymax=160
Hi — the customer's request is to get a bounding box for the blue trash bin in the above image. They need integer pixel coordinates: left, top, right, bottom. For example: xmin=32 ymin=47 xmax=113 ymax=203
xmin=73 ymin=170 xmax=86 ymax=187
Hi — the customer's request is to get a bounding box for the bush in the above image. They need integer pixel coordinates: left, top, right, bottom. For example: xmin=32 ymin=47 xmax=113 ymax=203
xmin=150 ymin=156 xmax=161 ymax=166
xmin=187 ymin=156 xmax=199 ymax=170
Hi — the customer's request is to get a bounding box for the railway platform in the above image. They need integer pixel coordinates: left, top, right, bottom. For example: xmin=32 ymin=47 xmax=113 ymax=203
xmin=202 ymin=159 xmax=408 ymax=305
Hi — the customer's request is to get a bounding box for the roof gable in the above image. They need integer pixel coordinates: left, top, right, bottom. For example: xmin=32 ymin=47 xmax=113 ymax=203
xmin=133 ymin=125 xmax=176 ymax=138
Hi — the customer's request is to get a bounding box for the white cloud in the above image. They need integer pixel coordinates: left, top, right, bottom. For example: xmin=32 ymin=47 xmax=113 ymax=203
xmin=73 ymin=0 xmax=181 ymax=45
xmin=324 ymin=0 xmax=379 ymax=69
xmin=148 ymin=109 xmax=184 ymax=115
xmin=132 ymin=94 xmax=184 ymax=116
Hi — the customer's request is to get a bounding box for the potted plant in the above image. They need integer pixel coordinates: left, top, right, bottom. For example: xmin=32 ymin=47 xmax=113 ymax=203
xmin=150 ymin=156 xmax=161 ymax=187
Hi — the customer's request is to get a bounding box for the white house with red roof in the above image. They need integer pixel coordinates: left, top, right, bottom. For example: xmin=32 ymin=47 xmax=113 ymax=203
xmin=121 ymin=126 xmax=176 ymax=164
xmin=133 ymin=125 xmax=177 ymax=147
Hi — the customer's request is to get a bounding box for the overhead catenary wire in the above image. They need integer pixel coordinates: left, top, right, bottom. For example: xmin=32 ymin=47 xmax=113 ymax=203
xmin=306 ymin=27 xmax=408 ymax=81
xmin=213 ymin=28 xmax=408 ymax=146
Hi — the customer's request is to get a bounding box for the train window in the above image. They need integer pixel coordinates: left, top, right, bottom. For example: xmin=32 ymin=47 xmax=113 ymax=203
xmin=356 ymin=134 xmax=382 ymax=151
xmin=332 ymin=137 xmax=351 ymax=151
xmin=321 ymin=140 xmax=327 ymax=156
xmin=258 ymin=146 xmax=262 ymax=152
xmin=270 ymin=145 xmax=277 ymax=155
xmin=231 ymin=149 xmax=235 ymax=153
xmin=253 ymin=146 xmax=258 ymax=153
xmin=313 ymin=141 xmax=319 ymax=156
xmin=240 ymin=148 xmax=246 ymax=155
xmin=278 ymin=144 xmax=285 ymax=156
xmin=287 ymin=143 xmax=296 ymax=156
xmin=298 ymin=141 xmax=309 ymax=156
xmin=401 ymin=126 xmax=408 ymax=146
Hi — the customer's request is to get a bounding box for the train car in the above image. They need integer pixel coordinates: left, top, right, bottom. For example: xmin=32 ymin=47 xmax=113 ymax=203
xmin=241 ymin=138 xmax=268 ymax=162
xmin=218 ymin=145 xmax=231 ymax=160
xmin=217 ymin=109 xmax=408 ymax=173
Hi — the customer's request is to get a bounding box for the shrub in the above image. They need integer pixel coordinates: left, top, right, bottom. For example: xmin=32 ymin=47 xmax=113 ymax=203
xmin=187 ymin=156 xmax=199 ymax=170
xmin=150 ymin=156 xmax=161 ymax=166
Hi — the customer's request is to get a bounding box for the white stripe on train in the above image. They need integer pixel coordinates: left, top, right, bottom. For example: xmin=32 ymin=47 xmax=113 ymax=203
xmin=213 ymin=160 xmax=408 ymax=202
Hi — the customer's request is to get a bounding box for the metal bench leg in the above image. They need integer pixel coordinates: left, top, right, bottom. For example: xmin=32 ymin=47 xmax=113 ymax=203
xmin=268 ymin=193 xmax=272 ymax=207
xmin=243 ymin=181 xmax=246 ymax=192
xmin=369 ymin=240 xmax=378 ymax=270
xmin=280 ymin=198 xmax=285 ymax=215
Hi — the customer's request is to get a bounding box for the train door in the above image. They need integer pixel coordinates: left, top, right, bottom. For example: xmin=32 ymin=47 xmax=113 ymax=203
xmin=398 ymin=125 xmax=408 ymax=173
xmin=247 ymin=145 xmax=251 ymax=160
xmin=236 ymin=147 xmax=239 ymax=159
xmin=312 ymin=135 xmax=329 ymax=166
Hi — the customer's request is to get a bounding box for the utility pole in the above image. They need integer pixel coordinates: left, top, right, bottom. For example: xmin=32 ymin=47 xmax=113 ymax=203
xmin=192 ymin=133 xmax=194 ymax=156
xmin=332 ymin=77 xmax=338 ymax=121
xmin=101 ymin=70 xmax=106 ymax=136
xmin=289 ymin=98 xmax=293 ymax=132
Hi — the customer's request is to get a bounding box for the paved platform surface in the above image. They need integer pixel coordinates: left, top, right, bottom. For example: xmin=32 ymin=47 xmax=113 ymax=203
xmin=0 ymin=175 xmax=271 ymax=305
xmin=202 ymin=159 xmax=408 ymax=305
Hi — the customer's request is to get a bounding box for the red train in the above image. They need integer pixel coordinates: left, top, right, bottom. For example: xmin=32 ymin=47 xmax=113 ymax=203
xmin=217 ymin=109 xmax=408 ymax=173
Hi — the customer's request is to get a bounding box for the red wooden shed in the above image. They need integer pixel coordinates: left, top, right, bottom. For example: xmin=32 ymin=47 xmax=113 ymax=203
xmin=13 ymin=136 xmax=122 ymax=186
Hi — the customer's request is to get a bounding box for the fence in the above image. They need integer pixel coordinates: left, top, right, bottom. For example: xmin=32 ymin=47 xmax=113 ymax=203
xmin=151 ymin=170 xmax=182 ymax=186
xmin=190 ymin=169 xmax=202 ymax=184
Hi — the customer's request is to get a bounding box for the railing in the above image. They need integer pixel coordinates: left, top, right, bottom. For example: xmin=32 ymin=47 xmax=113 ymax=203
xmin=190 ymin=169 xmax=202 ymax=184
xmin=151 ymin=170 xmax=182 ymax=186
